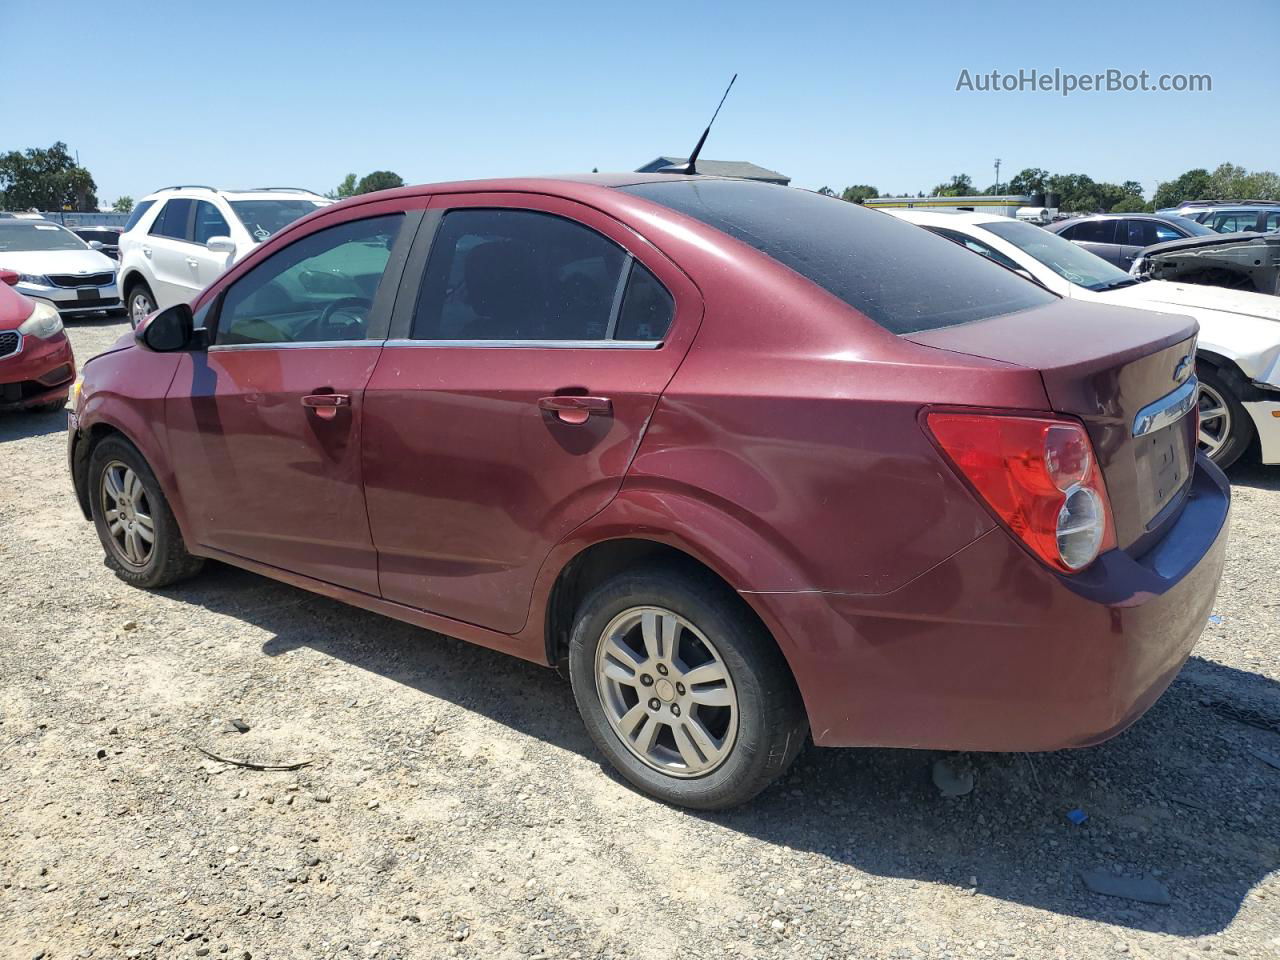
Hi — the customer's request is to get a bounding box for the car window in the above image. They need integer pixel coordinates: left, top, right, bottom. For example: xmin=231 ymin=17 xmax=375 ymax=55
xmin=149 ymin=199 xmax=193 ymax=240
xmin=928 ymin=227 xmax=1024 ymax=272
xmin=1266 ymin=213 xmax=1280 ymax=232
xmin=1210 ymin=212 xmax=1256 ymax=233
xmin=123 ymin=199 xmax=156 ymax=233
xmin=411 ymin=209 xmax=628 ymax=341
xmin=227 ymin=199 xmax=326 ymax=242
xmin=618 ymin=180 xmax=1055 ymax=335
xmin=1066 ymin=219 xmax=1117 ymax=244
xmin=984 ymin=219 xmax=1137 ymax=292
xmin=1056 ymin=222 xmax=1078 ymax=239
xmin=1125 ymin=220 xmax=1181 ymax=245
xmin=215 ymin=214 xmax=403 ymax=346
xmin=193 ymin=201 xmax=231 ymax=245
xmin=615 ymin=262 xmax=674 ymax=341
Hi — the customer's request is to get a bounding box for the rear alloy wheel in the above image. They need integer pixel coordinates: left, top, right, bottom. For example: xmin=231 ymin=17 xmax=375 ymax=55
xmin=88 ymin=435 xmax=204 ymax=589
xmin=569 ymin=563 xmax=807 ymax=810
xmin=127 ymin=284 xmax=155 ymax=329
xmin=1196 ymin=364 xmax=1254 ymax=469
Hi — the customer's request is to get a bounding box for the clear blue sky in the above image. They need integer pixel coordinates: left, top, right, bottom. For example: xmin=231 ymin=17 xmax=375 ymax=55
xmin=3 ymin=0 xmax=1277 ymax=206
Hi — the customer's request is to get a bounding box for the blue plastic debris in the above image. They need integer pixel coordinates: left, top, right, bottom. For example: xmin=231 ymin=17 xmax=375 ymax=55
xmin=1207 ymin=614 xmax=1224 ymax=625
xmin=1066 ymin=808 xmax=1089 ymax=825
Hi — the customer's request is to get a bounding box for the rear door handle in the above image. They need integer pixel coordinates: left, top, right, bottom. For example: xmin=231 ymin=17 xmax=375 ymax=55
xmin=537 ymin=395 xmax=612 ymax=425
xmin=302 ymin=393 xmax=351 ymax=420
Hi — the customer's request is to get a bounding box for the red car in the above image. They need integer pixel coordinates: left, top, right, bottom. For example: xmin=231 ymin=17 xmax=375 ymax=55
xmin=68 ymin=176 xmax=1228 ymax=809
xmin=0 ymin=269 xmax=76 ymax=412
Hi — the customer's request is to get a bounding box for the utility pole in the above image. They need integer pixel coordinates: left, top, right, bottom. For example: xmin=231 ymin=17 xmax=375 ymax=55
xmin=994 ymin=158 xmax=1002 ymax=194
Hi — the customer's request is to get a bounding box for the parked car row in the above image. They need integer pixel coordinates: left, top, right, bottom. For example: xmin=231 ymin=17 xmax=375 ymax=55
xmin=68 ymin=174 xmax=1228 ymax=809
xmin=894 ymin=208 xmax=1280 ymax=470
xmin=0 ymin=218 xmax=122 ymax=319
xmin=1160 ymin=199 xmax=1280 ymax=235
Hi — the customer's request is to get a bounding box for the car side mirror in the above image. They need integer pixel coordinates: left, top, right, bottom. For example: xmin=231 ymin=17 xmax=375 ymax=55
xmin=0 ymin=269 xmax=18 ymax=287
xmin=135 ymin=303 xmax=205 ymax=352
xmin=206 ymin=235 xmax=236 ymax=255
xmin=88 ymin=240 xmax=105 ymax=251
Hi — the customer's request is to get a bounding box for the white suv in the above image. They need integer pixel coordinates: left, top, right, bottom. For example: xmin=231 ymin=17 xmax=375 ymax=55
xmin=118 ymin=186 xmax=330 ymax=324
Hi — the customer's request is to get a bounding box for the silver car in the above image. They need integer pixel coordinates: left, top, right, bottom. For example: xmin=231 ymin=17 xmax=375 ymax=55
xmin=0 ymin=220 xmax=122 ymax=317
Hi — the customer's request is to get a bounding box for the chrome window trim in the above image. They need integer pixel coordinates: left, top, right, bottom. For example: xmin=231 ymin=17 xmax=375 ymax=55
xmin=209 ymin=339 xmax=383 ymax=352
xmin=1133 ymin=376 xmax=1199 ymax=437
xmin=0 ymin=330 xmax=23 ymax=361
xmin=382 ymin=338 xmax=662 ymax=350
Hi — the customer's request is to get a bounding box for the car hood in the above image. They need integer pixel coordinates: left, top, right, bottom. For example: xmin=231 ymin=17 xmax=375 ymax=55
xmin=0 ymin=284 xmax=34 ymax=331
xmin=1105 ymin=280 xmax=1280 ymax=322
xmin=1101 ymin=281 xmax=1280 ymax=385
xmin=1138 ymin=230 xmax=1280 ymax=256
xmin=0 ymin=248 xmax=117 ymax=275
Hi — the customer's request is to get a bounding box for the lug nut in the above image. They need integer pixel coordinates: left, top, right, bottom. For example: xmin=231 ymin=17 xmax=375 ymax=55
xmin=656 ymin=663 xmax=669 ymax=676
xmin=648 ymin=698 xmax=660 ymax=711
xmin=676 ymin=683 xmax=686 ymax=696
xmin=640 ymin=674 xmax=654 ymax=686
xmin=671 ymin=704 xmax=681 ymax=716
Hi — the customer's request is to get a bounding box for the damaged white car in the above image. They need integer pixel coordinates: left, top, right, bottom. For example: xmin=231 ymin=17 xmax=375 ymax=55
xmin=887 ymin=209 xmax=1280 ymax=468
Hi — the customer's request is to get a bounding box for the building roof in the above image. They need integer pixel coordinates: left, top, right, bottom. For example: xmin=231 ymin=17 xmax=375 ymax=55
xmin=635 ymin=157 xmax=791 ymax=184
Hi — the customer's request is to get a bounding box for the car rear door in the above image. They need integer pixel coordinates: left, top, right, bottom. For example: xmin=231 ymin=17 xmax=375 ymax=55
xmin=163 ymin=203 xmax=421 ymax=594
xmin=360 ymin=194 xmax=703 ymax=634
xmin=1065 ymin=218 xmax=1124 ymax=266
xmin=145 ymin=198 xmax=194 ymax=307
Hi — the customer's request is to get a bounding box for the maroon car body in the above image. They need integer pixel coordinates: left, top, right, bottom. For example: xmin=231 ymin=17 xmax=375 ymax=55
xmin=68 ymin=175 xmax=1229 ymax=807
xmin=0 ymin=269 xmax=76 ymax=411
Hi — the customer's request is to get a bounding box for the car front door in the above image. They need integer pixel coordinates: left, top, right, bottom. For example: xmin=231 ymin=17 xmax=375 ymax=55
xmin=163 ymin=206 xmax=420 ymax=594
xmin=360 ymin=195 xmax=703 ymax=634
xmin=146 ymin=198 xmax=195 ymax=307
xmin=191 ymin=200 xmax=236 ymax=289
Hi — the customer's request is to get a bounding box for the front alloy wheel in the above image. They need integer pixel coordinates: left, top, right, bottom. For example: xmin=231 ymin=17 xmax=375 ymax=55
xmin=595 ymin=607 xmax=738 ymax=777
xmin=101 ymin=460 xmax=155 ymax=567
xmin=1194 ymin=364 xmax=1254 ymax=469
xmin=1196 ymin=381 xmax=1232 ymax=461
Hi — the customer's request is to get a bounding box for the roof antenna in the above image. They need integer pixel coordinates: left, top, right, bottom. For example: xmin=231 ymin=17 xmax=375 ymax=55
xmin=658 ymin=74 xmax=737 ymax=176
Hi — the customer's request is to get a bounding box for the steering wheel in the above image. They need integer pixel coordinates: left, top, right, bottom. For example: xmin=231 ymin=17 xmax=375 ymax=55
xmin=316 ymin=297 xmax=373 ymax=340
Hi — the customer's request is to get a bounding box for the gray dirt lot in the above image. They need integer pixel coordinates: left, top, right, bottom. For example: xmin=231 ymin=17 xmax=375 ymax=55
xmin=1 ymin=317 xmax=1278 ymax=960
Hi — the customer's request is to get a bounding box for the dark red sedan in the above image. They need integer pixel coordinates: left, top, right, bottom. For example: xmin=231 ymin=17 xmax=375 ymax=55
xmin=0 ymin=269 xmax=76 ymax=412
xmin=68 ymin=176 xmax=1228 ymax=809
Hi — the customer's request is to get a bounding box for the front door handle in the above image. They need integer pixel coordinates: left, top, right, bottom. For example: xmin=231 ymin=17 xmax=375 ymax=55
xmin=141 ymin=245 xmax=152 ymax=258
xmin=186 ymin=257 xmax=199 ymax=269
xmin=302 ymin=393 xmax=351 ymax=421
xmin=538 ymin=395 xmax=612 ymax=425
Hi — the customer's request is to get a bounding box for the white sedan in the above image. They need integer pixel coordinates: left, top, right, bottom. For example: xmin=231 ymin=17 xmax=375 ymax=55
xmin=886 ymin=208 xmax=1280 ymax=468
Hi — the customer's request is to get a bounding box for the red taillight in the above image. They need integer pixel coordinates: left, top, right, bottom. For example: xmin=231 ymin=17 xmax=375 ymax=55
xmin=925 ymin=412 xmax=1117 ymax=573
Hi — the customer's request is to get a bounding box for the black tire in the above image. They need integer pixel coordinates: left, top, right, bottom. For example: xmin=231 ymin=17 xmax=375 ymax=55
xmin=568 ymin=561 xmax=808 ymax=810
xmin=126 ymin=281 xmax=156 ymax=329
xmin=88 ymin=435 xmax=204 ymax=589
xmin=1197 ymin=362 xmax=1254 ymax=470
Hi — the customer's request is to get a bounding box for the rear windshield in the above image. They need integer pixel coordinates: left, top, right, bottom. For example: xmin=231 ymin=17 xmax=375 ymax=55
xmin=618 ymin=179 xmax=1056 ymax=334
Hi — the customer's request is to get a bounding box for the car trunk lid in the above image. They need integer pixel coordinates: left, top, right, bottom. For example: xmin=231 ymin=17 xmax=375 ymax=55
xmin=906 ymin=299 xmax=1199 ymax=552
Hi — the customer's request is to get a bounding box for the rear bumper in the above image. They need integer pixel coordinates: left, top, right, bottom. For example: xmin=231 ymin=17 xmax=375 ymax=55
xmin=0 ymin=333 xmax=76 ymax=410
xmin=1243 ymin=399 xmax=1280 ymax=464
xmin=751 ymin=457 xmax=1230 ymax=750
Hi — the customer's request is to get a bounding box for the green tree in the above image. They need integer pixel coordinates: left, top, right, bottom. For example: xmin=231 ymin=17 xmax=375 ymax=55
xmin=325 ymin=173 xmax=358 ymax=200
xmin=112 ymin=195 xmax=134 ymax=214
xmin=355 ymin=170 xmax=405 ymax=194
xmin=0 ymin=142 xmax=98 ymax=211
xmin=1152 ymin=168 xmax=1213 ymax=210
xmin=1109 ymin=195 xmax=1150 ymax=213
xmin=1206 ymin=162 xmax=1280 ymax=201
xmin=816 ymin=186 xmax=836 ymax=197
xmin=932 ymin=174 xmax=974 ymax=197
xmin=1007 ymin=167 xmax=1050 ymax=197
xmin=840 ymin=184 xmax=879 ymax=204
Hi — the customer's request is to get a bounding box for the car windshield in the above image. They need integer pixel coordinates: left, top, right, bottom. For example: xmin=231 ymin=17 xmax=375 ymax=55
xmin=618 ymin=179 xmax=1056 ymax=334
xmin=981 ymin=219 xmax=1138 ymax=291
xmin=228 ymin=199 xmax=326 ymax=242
xmin=0 ymin=222 xmax=88 ymax=252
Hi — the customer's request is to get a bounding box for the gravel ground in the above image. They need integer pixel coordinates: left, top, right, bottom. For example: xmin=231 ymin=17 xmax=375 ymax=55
xmin=1 ymin=316 xmax=1278 ymax=960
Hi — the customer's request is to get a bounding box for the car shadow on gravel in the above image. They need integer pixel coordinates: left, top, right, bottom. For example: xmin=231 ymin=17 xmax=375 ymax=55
xmin=1225 ymin=456 xmax=1279 ymax=492
xmin=169 ymin=563 xmax=1278 ymax=939
xmin=0 ymin=405 xmax=67 ymax=442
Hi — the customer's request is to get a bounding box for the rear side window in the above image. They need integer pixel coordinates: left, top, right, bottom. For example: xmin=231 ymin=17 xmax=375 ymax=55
xmin=616 ymin=262 xmax=673 ymax=341
xmin=150 ymin=199 xmax=192 ymax=240
xmin=1066 ymin=219 xmax=1117 ymax=244
xmin=619 ymin=180 xmax=1054 ymax=334
xmin=123 ymin=199 xmax=156 ymax=233
xmin=193 ymin=201 xmax=231 ymax=244
xmin=412 ymin=209 xmax=628 ymax=341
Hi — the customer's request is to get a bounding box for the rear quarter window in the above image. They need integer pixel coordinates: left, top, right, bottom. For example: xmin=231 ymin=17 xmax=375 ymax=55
xmin=618 ymin=180 xmax=1055 ymax=335
xmin=123 ymin=199 xmax=156 ymax=233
